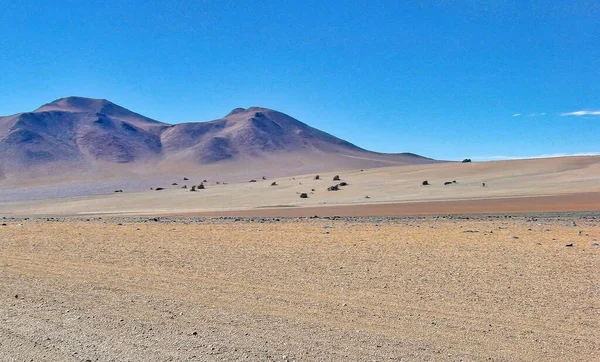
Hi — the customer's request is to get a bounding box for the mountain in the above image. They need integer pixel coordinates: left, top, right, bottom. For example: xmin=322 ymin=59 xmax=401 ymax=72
xmin=0 ymin=97 xmax=439 ymax=183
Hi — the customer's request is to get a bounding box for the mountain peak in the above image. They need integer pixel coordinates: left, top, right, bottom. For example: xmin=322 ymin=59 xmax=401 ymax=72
xmin=225 ymin=106 xmax=272 ymax=118
xmin=35 ymin=96 xmax=115 ymax=113
xmin=226 ymin=107 xmax=247 ymax=116
xmin=32 ymin=96 xmax=165 ymax=127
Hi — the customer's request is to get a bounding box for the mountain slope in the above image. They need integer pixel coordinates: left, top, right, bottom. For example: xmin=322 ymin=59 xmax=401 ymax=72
xmin=0 ymin=97 xmax=439 ymax=182
xmin=161 ymin=107 xmax=434 ymax=167
xmin=0 ymin=98 xmax=168 ymax=176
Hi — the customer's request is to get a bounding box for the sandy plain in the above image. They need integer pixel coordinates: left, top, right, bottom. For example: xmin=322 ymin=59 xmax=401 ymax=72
xmin=1 ymin=156 xmax=599 ymax=217
xmin=0 ymin=216 xmax=598 ymax=361
xmin=0 ymin=156 xmax=599 ymax=361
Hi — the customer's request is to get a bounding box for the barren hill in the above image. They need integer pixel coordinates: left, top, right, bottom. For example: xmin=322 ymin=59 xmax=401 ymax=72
xmin=0 ymin=97 xmax=437 ymax=186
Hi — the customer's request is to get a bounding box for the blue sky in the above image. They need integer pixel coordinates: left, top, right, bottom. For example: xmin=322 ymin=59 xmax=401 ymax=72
xmin=0 ymin=0 xmax=598 ymax=161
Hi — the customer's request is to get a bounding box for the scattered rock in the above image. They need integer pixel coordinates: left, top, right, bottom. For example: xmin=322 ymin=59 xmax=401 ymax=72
xmin=271 ymin=182 xmax=278 ymax=186
xmin=314 ymin=175 xmax=320 ymax=180
xmin=155 ymin=187 xmax=164 ymax=191
xmin=327 ymin=185 xmax=340 ymax=191
xmin=566 ymin=243 xmax=574 ymax=247
xmin=444 ymin=181 xmax=452 ymax=185
xmin=462 ymin=158 xmax=472 ymax=163
xmin=333 ymin=175 xmax=340 ymax=181
xmin=339 ymin=182 xmax=348 ymax=187
xmin=422 ymin=180 xmax=429 ymax=186
xmin=114 ymin=189 xmax=123 ymax=193
xmin=171 ymin=183 xmax=178 ymax=185
xmin=300 ymin=193 xmax=308 ymax=199
xmin=249 ymin=179 xmax=257 ymax=183
xmin=508 ymin=236 xmax=519 ymax=239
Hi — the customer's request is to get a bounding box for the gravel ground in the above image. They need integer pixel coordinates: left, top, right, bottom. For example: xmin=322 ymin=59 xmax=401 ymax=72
xmin=0 ymin=214 xmax=598 ymax=361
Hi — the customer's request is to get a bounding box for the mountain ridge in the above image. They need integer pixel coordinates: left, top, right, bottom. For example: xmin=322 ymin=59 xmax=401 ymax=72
xmin=0 ymin=97 xmax=439 ymax=182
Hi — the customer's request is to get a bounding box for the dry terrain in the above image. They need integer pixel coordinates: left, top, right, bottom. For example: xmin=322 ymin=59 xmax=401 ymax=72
xmin=1 ymin=156 xmax=599 ymax=217
xmin=0 ymin=216 xmax=598 ymax=361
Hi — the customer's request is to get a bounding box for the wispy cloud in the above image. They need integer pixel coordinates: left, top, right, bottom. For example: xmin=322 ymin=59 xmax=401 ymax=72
xmin=511 ymin=112 xmax=546 ymax=117
xmin=560 ymin=110 xmax=600 ymax=116
xmin=472 ymin=152 xmax=600 ymax=161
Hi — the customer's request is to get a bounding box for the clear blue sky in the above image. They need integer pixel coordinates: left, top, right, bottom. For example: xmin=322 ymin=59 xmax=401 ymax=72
xmin=0 ymin=0 xmax=598 ymax=161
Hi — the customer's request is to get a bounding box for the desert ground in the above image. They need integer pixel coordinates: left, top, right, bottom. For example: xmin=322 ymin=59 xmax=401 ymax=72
xmin=0 ymin=216 xmax=598 ymax=361
xmin=0 ymin=156 xmax=599 ymax=361
xmin=1 ymin=156 xmax=599 ymax=217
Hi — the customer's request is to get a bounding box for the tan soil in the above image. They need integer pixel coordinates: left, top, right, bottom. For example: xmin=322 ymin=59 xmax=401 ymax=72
xmin=2 ymin=156 xmax=599 ymax=218
xmin=169 ymin=192 xmax=600 ymax=218
xmin=0 ymin=218 xmax=598 ymax=361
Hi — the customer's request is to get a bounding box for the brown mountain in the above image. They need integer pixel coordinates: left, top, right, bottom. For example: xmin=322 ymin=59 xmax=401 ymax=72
xmin=0 ymin=97 xmax=439 ymax=182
